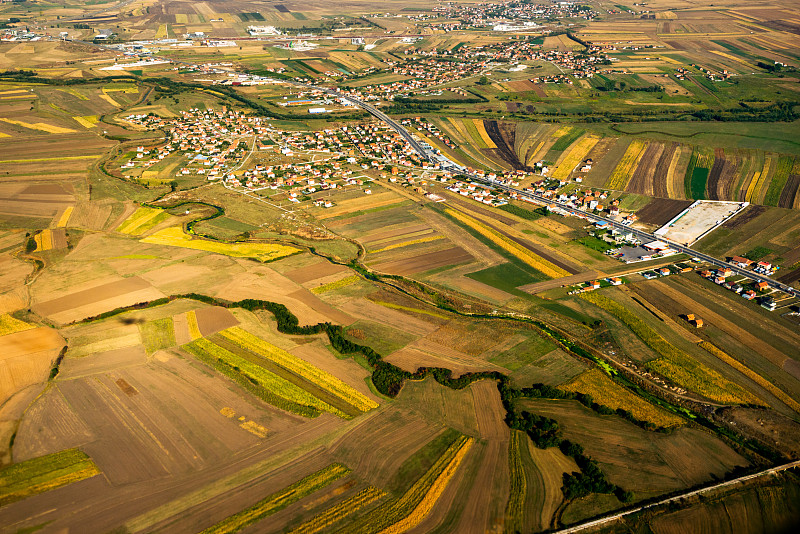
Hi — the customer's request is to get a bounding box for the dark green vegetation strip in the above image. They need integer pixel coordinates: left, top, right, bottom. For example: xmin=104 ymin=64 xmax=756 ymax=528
xmin=550 ymin=128 xmax=586 ymax=153
xmin=690 ymin=167 xmax=709 ymax=200
xmin=0 ymin=449 xmax=99 ymax=507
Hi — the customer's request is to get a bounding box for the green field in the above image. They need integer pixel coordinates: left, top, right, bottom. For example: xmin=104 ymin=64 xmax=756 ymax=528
xmin=0 ymin=449 xmax=100 ymax=506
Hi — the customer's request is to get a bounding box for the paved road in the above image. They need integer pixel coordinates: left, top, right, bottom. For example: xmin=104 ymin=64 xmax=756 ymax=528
xmin=552 ymin=460 xmax=800 ymax=533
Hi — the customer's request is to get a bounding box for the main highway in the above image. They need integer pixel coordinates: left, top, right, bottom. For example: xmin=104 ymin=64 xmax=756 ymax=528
xmin=316 ymin=86 xmax=797 ymax=298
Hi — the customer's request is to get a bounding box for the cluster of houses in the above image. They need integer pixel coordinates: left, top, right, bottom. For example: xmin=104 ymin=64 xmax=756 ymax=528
xmin=729 ymin=255 xmax=778 ymax=276
xmin=401 ymin=117 xmax=457 ymax=151
xmin=698 ymin=268 xmax=772 ymax=306
xmin=430 ymin=1 xmax=598 ymax=27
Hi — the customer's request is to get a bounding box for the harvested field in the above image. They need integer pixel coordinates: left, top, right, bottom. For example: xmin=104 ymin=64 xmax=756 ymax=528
xmin=626 ymin=142 xmax=665 ymax=196
xmin=0 ymin=326 xmax=64 ymax=404
xmin=370 ymin=246 xmax=473 ymax=276
xmin=722 ymin=204 xmax=765 ymax=228
xmin=778 ymin=174 xmax=800 ymax=209
xmin=521 ymin=399 xmax=748 ymax=493
xmin=284 ymin=261 xmax=349 ymax=285
xmin=484 ymin=120 xmax=531 ymax=171
xmin=559 ymin=368 xmax=685 ymax=428
xmin=32 ymin=276 xmax=165 ymax=323
xmin=194 ymin=307 xmax=239 ymax=338
xmin=635 ymin=199 xmax=692 ymax=226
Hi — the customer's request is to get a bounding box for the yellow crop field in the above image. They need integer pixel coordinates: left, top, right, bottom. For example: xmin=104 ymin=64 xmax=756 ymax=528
xmin=381 ymin=437 xmax=472 ymax=534
xmin=73 ymin=115 xmax=98 ymax=128
xmin=368 ymin=235 xmax=444 ymax=254
xmin=103 ymin=84 xmax=138 ymax=94
xmin=184 ymin=338 xmax=345 ymax=417
xmin=551 ymin=135 xmax=599 ymax=181
xmin=155 ymin=24 xmax=169 ymax=39
xmin=559 ymin=368 xmax=685 ymax=427
xmin=175 ymin=14 xmax=189 ymax=23
xmin=56 ymin=206 xmax=74 ymax=228
xmin=239 ymin=420 xmax=268 ymax=438
xmin=311 ymin=275 xmax=360 ymax=294
xmin=472 ymin=119 xmax=497 ymax=148
xmin=98 ymin=93 xmax=120 ymax=107
xmin=57 ymin=87 xmax=88 ymax=100
xmin=34 ymin=229 xmax=53 ymax=251
xmin=745 ymin=156 xmax=772 ymax=203
xmin=699 ymin=342 xmax=800 ymax=414
xmin=142 ymin=227 xmax=300 ymax=262
xmin=187 ymin=310 xmax=202 ymax=341
xmin=580 ymin=292 xmax=763 ymax=405
xmin=116 ymin=207 xmax=170 ymax=236
xmin=445 ymin=208 xmax=570 ymax=279
xmin=201 ymin=464 xmax=351 ymax=534
xmin=0 ymin=132 xmax=10 ymax=138
xmin=0 ymin=313 xmax=35 ymax=336
xmin=288 ymin=486 xmax=387 ymax=534
xmin=0 ymin=449 xmax=100 ymax=506
xmin=446 ymin=117 xmax=467 ymax=138
xmin=605 ymin=140 xmax=647 ymax=190
xmin=0 ymin=118 xmax=75 ymax=134
xmin=219 ymin=327 xmax=379 ymax=413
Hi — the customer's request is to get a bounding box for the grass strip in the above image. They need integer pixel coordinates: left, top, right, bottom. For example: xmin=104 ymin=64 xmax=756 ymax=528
xmin=0 ymin=449 xmax=100 ymax=506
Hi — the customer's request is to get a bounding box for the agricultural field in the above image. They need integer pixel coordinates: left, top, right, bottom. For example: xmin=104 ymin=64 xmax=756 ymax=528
xmin=0 ymin=1 xmax=799 ymax=531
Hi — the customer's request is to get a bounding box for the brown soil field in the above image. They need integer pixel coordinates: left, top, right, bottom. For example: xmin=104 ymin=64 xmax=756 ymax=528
xmin=524 ymin=441 xmax=579 ymax=531
xmin=50 ymin=227 xmax=68 ymax=249
xmin=339 ymin=299 xmax=439 ymax=337
xmin=646 ymin=280 xmax=790 ymax=369
xmin=425 ymin=320 xmax=517 ymax=357
xmin=0 ymin=326 xmax=64 ymax=362
xmin=289 ymin=340 xmax=379 ymax=403
xmin=635 ymin=199 xmax=692 ymax=226
xmin=452 ymin=439 xmax=508 ymax=534
xmin=778 ymin=173 xmax=800 ymax=209
xmin=722 ymin=204 xmax=766 ymax=228
xmin=0 ymin=327 xmax=64 ymax=404
xmin=32 ymin=276 xmax=157 ymax=317
xmin=330 ymin=410 xmax=442 ymax=488
xmin=521 ymin=399 xmax=748 ymax=494
xmin=360 ymin=223 xmax=430 ymax=246
xmin=287 ymin=288 xmax=356 ymax=326
xmin=506 ymin=79 xmax=538 ymax=92
xmin=385 ymin=346 xmax=497 ymax=377
xmin=283 ymin=260 xmax=349 ymax=285
xmin=627 ymin=142 xmax=665 ymax=196
xmin=194 ymin=306 xmax=239 ymax=337
xmin=371 ymin=246 xmax=473 ymax=276
xmin=67 ymin=201 xmax=114 ymax=230
xmin=471 ymin=380 xmax=509 ymax=440
xmin=651 ymin=142 xmax=679 ymax=198
xmin=417 ymin=208 xmax=505 ymax=267
xmin=484 ymin=120 xmax=532 ymax=171
xmin=58 ymin=346 xmax=147 ymax=380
